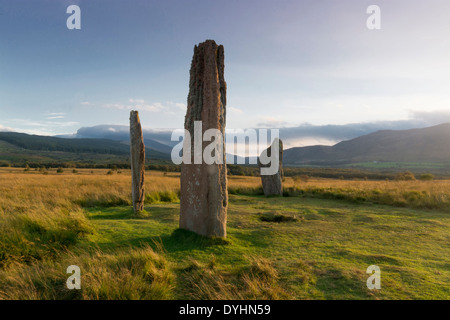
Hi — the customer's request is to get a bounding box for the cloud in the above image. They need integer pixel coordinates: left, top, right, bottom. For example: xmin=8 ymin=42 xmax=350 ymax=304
xmin=174 ymin=103 xmax=186 ymax=110
xmin=102 ymin=103 xmax=161 ymax=112
xmin=229 ymin=107 xmax=243 ymax=114
xmin=409 ymin=109 xmax=450 ymax=126
xmin=2 ymin=118 xmax=80 ymax=136
xmin=46 ymin=116 xmax=65 ymax=120
xmin=257 ymin=116 xmax=289 ymax=128
xmin=16 ymin=128 xmax=56 ymax=136
xmin=0 ymin=124 xmax=14 ymax=132
xmin=129 ymin=98 xmax=145 ymax=104
xmin=46 ymin=112 xmax=66 ymax=116
xmin=100 ymin=100 xmax=185 ymax=113
xmin=44 ymin=112 xmax=66 ymax=120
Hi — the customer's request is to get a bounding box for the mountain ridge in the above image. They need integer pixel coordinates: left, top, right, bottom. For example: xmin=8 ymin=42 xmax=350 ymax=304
xmin=283 ymin=122 xmax=450 ymax=165
xmin=1 ymin=123 xmax=449 ymax=168
xmin=0 ymin=132 xmax=171 ymax=166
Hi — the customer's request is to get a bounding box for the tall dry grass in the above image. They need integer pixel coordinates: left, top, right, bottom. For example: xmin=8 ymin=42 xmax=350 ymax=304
xmin=1 ymin=169 xmax=448 ymax=268
xmin=0 ymin=170 xmax=181 ymax=267
xmin=178 ymin=256 xmax=288 ymax=300
xmin=229 ymin=174 xmax=450 ymax=211
xmin=0 ymin=168 xmax=449 ymax=299
xmin=1 ymin=168 xmax=448 ymax=215
xmin=284 ymin=178 xmax=450 ymax=211
xmin=0 ymin=245 xmax=174 ymax=300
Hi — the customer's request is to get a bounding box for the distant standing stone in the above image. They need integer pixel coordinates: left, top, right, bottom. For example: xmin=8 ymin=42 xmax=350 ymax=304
xmin=180 ymin=40 xmax=228 ymax=238
xmin=130 ymin=110 xmax=145 ymax=213
xmin=259 ymin=138 xmax=283 ymax=196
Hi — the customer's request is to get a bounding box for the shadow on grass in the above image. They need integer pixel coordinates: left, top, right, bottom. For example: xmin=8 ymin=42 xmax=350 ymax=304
xmin=87 ymin=207 xmax=136 ymax=220
xmin=257 ymin=212 xmax=298 ymax=223
xmin=314 ymin=268 xmax=370 ymax=299
xmin=87 ymin=208 xmax=151 ymax=220
xmin=333 ymin=248 xmax=402 ymax=266
xmin=165 ymin=229 xmax=230 ymax=248
xmin=91 ymin=228 xmax=231 ymax=254
xmin=86 ymin=205 xmax=176 ymax=221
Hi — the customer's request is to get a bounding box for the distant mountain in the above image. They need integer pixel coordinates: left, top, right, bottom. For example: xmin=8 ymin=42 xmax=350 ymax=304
xmin=0 ymin=131 xmax=251 ymax=166
xmin=3 ymin=123 xmax=449 ymax=168
xmin=1 ymin=132 xmax=130 ymax=155
xmin=68 ymin=119 xmax=450 ymax=153
xmin=0 ymin=132 xmax=170 ymax=166
xmin=283 ymin=123 xmax=450 ymax=166
xmin=68 ymin=125 xmax=256 ymax=164
xmin=65 ymin=125 xmax=176 ymax=154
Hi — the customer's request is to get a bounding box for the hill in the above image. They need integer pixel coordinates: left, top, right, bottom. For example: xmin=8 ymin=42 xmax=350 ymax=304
xmin=2 ymin=123 xmax=450 ymax=170
xmin=63 ymin=125 xmax=176 ymax=154
xmin=0 ymin=132 xmax=171 ymax=167
xmin=284 ymin=123 xmax=450 ymax=166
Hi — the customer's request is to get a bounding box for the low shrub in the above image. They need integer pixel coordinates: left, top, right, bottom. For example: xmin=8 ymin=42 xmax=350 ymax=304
xmin=395 ymin=171 xmax=416 ymax=181
xmin=419 ymin=174 xmax=434 ymax=181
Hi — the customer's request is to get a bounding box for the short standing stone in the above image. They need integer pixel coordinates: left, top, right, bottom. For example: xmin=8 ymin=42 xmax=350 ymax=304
xmin=130 ymin=110 xmax=145 ymax=213
xmin=180 ymin=40 xmax=228 ymax=237
xmin=259 ymin=138 xmax=283 ymax=196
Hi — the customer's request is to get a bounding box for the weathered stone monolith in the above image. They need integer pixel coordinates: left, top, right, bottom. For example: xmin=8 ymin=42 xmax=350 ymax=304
xmin=180 ymin=40 xmax=228 ymax=237
xmin=130 ymin=110 xmax=145 ymax=213
xmin=259 ymin=138 xmax=283 ymax=196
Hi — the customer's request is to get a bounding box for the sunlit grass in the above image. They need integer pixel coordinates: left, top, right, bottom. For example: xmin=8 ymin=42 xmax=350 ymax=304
xmin=0 ymin=169 xmax=449 ymax=299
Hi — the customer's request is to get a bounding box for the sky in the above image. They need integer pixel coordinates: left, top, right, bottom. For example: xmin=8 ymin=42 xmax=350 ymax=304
xmin=1 ymin=0 xmax=450 ymax=144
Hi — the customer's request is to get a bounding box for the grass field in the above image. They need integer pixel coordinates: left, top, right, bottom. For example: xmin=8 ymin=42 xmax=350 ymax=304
xmin=345 ymin=161 xmax=448 ymax=169
xmin=0 ymin=168 xmax=448 ymax=299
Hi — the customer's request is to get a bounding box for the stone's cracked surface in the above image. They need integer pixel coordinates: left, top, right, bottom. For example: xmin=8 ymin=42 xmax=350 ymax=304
xmin=259 ymin=138 xmax=284 ymax=196
xmin=180 ymin=40 xmax=228 ymax=238
xmin=130 ymin=110 xmax=145 ymax=213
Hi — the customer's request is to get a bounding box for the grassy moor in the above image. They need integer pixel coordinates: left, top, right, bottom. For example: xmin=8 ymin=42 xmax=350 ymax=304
xmin=0 ymin=168 xmax=448 ymax=299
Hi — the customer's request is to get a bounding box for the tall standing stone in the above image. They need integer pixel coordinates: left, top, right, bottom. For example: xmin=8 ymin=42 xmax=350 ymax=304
xmin=130 ymin=110 xmax=145 ymax=213
xmin=180 ymin=40 xmax=228 ymax=238
xmin=259 ymin=138 xmax=283 ymax=196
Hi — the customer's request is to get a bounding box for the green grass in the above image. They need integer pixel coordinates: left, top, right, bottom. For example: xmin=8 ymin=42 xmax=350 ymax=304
xmin=81 ymin=196 xmax=450 ymax=299
xmin=0 ymin=208 xmax=93 ymax=268
xmin=1 ymin=194 xmax=449 ymax=299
